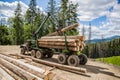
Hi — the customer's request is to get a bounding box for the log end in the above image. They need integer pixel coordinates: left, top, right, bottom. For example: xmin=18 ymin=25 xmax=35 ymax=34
xmin=44 ymin=72 xmax=56 ymax=80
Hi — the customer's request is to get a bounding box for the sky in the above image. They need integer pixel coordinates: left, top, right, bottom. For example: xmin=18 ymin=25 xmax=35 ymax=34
xmin=0 ymin=0 xmax=120 ymax=40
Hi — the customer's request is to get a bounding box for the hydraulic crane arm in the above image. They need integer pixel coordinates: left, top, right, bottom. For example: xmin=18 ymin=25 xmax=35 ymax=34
xmin=34 ymin=13 xmax=50 ymax=36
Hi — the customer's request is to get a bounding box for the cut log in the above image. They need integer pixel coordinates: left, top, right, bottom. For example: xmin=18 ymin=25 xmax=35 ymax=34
xmin=12 ymin=54 xmax=87 ymax=74
xmin=47 ymin=23 xmax=79 ymax=36
xmin=0 ymin=58 xmax=37 ymax=80
xmin=39 ymin=45 xmax=80 ymax=51
xmin=38 ymin=38 xmax=79 ymax=42
xmin=41 ymin=36 xmax=85 ymax=41
xmin=0 ymin=73 xmax=7 ymax=80
xmin=39 ymin=40 xmax=84 ymax=46
xmin=0 ymin=65 xmax=15 ymax=80
xmin=0 ymin=64 xmax=23 ymax=80
xmin=38 ymin=41 xmax=79 ymax=47
xmin=0 ymin=54 xmax=54 ymax=80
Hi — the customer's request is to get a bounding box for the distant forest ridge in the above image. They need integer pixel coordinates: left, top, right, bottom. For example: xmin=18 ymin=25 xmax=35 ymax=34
xmin=83 ymin=37 xmax=120 ymax=58
xmin=86 ymin=35 xmax=120 ymax=43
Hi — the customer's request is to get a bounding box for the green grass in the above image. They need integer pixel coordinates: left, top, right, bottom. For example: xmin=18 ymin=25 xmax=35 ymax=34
xmin=96 ymin=56 xmax=120 ymax=66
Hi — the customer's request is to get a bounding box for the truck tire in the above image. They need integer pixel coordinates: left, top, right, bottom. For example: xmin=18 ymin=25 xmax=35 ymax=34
xmin=79 ymin=54 xmax=87 ymax=65
xmin=36 ymin=51 xmax=43 ymax=59
xmin=31 ymin=50 xmax=36 ymax=58
xmin=67 ymin=55 xmax=79 ymax=67
xmin=58 ymin=54 xmax=67 ymax=64
xmin=20 ymin=48 xmax=25 ymax=55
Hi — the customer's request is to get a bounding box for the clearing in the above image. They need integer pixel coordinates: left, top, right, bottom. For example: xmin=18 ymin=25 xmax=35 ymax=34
xmin=0 ymin=45 xmax=120 ymax=80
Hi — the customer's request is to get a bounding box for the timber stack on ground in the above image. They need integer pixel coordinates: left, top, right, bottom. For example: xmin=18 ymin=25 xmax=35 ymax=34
xmin=0 ymin=54 xmax=55 ymax=80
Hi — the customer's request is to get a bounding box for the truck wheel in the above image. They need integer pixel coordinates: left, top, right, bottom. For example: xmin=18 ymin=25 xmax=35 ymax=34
xmin=20 ymin=48 xmax=25 ymax=55
xmin=31 ymin=50 xmax=36 ymax=58
xmin=79 ymin=54 xmax=88 ymax=65
xmin=67 ymin=55 xmax=79 ymax=67
xmin=36 ymin=51 xmax=43 ymax=59
xmin=47 ymin=53 xmax=53 ymax=58
xmin=58 ymin=54 xmax=67 ymax=64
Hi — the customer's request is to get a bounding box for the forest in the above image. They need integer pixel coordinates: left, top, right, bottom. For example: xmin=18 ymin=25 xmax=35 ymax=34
xmin=83 ymin=38 xmax=120 ymax=58
xmin=0 ymin=0 xmax=78 ymax=45
xmin=0 ymin=0 xmax=120 ymax=58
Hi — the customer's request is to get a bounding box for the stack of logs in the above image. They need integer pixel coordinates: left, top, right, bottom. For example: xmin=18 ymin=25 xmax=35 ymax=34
xmin=0 ymin=54 xmax=54 ymax=80
xmin=37 ymin=23 xmax=85 ymax=52
xmin=38 ymin=36 xmax=85 ymax=51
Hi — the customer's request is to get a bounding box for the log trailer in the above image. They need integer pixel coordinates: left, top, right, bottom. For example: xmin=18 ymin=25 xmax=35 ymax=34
xmin=20 ymin=13 xmax=87 ymax=67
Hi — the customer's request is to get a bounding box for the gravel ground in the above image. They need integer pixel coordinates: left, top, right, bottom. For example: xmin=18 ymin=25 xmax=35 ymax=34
xmin=0 ymin=45 xmax=120 ymax=80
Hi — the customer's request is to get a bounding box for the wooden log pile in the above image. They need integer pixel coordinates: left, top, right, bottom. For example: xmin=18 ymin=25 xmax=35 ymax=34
xmin=38 ymin=36 xmax=85 ymax=51
xmin=11 ymin=54 xmax=87 ymax=74
xmin=0 ymin=58 xmax=37 ymax=80
xmin=0 ymin=54 xmax=55 ymax=80
xmin=38 ymin=23 xmax=85 ymax=52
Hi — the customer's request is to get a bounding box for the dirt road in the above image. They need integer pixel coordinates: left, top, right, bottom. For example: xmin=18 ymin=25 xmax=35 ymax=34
xmin=0 ymin=45 xmax=120 ymax=80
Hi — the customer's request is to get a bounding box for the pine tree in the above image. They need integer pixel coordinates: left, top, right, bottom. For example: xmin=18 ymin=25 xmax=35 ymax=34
xmin=66 ymin=2 xmax=79 ymax=35
xmin=25 ymin=0 xmax=37 ymax=36
xmin=59 ymin=0 xmax=79 ymax=35
xmin=47 ymin=0 xmax=57 ymax=15
xmin=59 ymin=0 xmax=68 ymax=28
xmin=25 ymin=0 xmax=47 ymax=38
xmin=47 ymin=0 xmax=58 ymax=32
xmin=29 ymin=0 xmax=36 ymax=11
xmin=0 ymin=25 xmax=11 ymax=45
xmin=67 ymin=2 xmax=78 ymax=25
xmin=13 ymin=2 xmax=24 ymax=45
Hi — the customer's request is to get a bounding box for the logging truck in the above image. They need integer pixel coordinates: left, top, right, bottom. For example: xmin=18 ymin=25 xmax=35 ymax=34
xmin=20 ymin=13 xmax=87 ymax=67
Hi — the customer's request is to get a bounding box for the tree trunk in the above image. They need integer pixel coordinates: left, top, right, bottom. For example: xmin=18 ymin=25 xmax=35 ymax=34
xmin=0 ymin=64 xmax=23 ymax=80
xmin=12 ymin=54 xmax=87 ymax=74
xmin=39 ymin=44 xmax=80 ymax=51
xmin=0 ymin=54 xmax=54 ymax=80
xmin=38 ymin=41 xmax=79 ymax=47
xmin=0 ymin=58 xmax=37 ymax=80
xmin=41 ymin=36 xmax=85 ymax=41
xmin=47 ymin=23 xmax=79 ymax=36
xmin=38 ymin=38 xmax=79 ymax=42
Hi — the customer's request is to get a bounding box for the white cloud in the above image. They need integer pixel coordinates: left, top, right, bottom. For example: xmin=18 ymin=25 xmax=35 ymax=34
xmin=103 ymin=3 xmax=120 ymax=38
xmin=78 ymin=20 xmax=120 ymax=40
xmin=0 ymin=0 xmax=119 ymax=40
xmin=72 ymin=0 xmax=120 ymax=40
xmin=78 ymin=25 xmax=102 ymax=40
xmin=0 ymin=1 xmax=28 ymax=17
xmin=0 ymin=1 xmax=44 ymax=26
xmin=70 ymin=0 xmax=116 ymax=21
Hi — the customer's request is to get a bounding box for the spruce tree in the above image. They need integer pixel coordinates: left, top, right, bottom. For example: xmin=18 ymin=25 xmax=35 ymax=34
xmin=47 ymin=0 xmax=57 ymax=15
xmin=59 ymin=0 xmax=79 ymax=35
xmin=25 ymin=0 xmax=37 ymax=35
xmin=13 ymin=2 xmax=24 ymax=45
xmin=0 ymin=25 xmax=11 ymax=45
xmin=47 ymin=0 xmax=58 ymax=32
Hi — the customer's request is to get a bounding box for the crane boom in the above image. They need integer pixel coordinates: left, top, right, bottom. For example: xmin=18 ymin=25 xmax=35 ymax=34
xmin=34 ymin=13 xmax=50 ymax=36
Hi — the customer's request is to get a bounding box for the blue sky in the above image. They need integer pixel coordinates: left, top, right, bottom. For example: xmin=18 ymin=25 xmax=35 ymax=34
xmin=0 ymin=0 xmax=120 ymax=39
xmin=0 ymin=0 xmax=57 ymax=10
